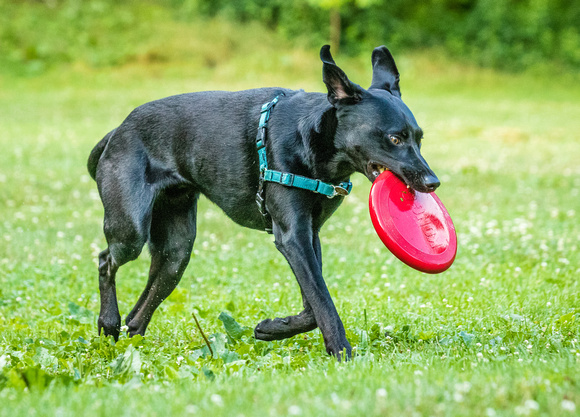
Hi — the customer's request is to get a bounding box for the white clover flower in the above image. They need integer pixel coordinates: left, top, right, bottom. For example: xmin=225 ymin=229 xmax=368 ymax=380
xmin=210 ymin=394 xmax=224 ymax=407
xmin=288 ymin=405 xmax=302 ymax=415
xmin=525 ymin=400 xmax=539 ymax=410
xmin=376 ymin=388 xmax=387 ymax=398
xmin=561 ymin=400 xmax=576 ymax=412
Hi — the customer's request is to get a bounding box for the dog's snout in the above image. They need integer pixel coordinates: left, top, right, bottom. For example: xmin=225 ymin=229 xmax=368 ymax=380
xmin=423 ymin=174 xmax=440 ymax=192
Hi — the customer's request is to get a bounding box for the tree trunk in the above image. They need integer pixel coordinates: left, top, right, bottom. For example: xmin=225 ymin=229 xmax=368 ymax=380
xmin=330 ymin=7 xmax=341 ymax=54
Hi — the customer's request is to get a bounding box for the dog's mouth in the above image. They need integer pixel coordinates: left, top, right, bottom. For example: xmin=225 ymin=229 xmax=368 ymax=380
xmin=365 ymin=162 xmax=391 ymax=182
xmin=365 ymin=161 xmax=440 ymax=193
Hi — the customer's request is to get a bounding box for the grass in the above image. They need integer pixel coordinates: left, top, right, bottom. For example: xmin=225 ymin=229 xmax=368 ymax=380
xmin=1 ymin=19 xmax=580 ymax=417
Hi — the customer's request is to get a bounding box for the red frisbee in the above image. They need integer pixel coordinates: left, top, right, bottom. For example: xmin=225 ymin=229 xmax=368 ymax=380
xmin=369 ymin=170 xmax=457 ymax=274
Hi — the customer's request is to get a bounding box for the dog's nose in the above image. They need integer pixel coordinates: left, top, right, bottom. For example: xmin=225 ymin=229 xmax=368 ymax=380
xmin=423 ymin=174 xmax=440 ymax=192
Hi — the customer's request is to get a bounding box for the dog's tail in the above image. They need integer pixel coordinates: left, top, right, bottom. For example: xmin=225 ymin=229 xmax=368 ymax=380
xmin=87 ymin=129 xmax=115 ymax=180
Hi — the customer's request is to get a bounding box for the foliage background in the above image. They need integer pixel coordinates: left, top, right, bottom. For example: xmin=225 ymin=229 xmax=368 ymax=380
xmin=186 ymin=0 xmax=580 ymax=70
xmin=1 ymin=0 xmax=580 ymax=74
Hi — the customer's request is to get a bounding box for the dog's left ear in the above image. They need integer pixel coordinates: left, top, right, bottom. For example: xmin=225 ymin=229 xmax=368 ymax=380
xmin=320 ymin=45 xmax=362 ymax=105
xmin=369 ymin=46 xmax=401 ymax=98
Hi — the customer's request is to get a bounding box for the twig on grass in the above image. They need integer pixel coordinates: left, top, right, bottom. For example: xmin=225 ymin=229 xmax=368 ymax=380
xmin=192 ymin=310 xmax=213 ymax=357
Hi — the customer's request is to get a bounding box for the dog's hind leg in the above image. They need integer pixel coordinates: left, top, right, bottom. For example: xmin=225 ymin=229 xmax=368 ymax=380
xmin=97 ymin=193 xmax=153 ymax=340
xmin=97 ymin=248 xmax=122 ymax=339
xmin=125 ymin=188 xmax=198 ymax=337
xmin=95 ymin=148 xmax=158 ymax=340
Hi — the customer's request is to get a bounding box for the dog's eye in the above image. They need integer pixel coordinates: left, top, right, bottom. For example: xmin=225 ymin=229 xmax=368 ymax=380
xmin=390 ymin=135 xmax=402 ymax=146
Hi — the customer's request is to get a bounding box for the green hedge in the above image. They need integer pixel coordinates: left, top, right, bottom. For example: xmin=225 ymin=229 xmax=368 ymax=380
xmin=1 ymin=0 xmax=579 ymax=73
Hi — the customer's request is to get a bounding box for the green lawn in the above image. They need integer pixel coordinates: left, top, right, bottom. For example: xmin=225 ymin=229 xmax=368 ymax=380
xmin=0 ymin=40 xmax=579 ymax=416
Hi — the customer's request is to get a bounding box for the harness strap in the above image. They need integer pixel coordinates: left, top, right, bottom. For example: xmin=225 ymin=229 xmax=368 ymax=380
xmin=255 ymin=94 xmax=353 ymax=233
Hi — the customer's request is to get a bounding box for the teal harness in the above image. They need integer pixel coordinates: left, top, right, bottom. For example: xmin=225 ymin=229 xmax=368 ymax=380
xmin=255 ymin=94 xmax=353 ymax=233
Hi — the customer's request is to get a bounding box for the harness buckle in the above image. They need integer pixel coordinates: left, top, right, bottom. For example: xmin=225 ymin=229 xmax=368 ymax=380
xmin=255 ymin=191 xmax=266 ymax=215
xmin=255 ymin=183 xmax=273 ymax=234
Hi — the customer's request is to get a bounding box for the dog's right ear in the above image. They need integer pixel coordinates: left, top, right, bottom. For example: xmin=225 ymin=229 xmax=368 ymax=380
xmin=369 ymin=45 xmax=401 ymax=98
xmin=320 ymin=45 xmax=362 ymax=105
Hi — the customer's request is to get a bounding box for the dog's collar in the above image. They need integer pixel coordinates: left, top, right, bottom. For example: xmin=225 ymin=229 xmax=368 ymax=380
xmin=255 ymin=94 xmax=353 ymax=233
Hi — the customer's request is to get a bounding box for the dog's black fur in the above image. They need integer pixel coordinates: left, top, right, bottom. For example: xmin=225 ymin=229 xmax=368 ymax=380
xmin=87 ymin=45 xmax=439 ymax=359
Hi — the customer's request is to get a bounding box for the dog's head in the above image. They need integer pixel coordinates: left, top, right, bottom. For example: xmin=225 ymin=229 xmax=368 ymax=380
xmin=321 ymin=45 xmax=440 ymax=193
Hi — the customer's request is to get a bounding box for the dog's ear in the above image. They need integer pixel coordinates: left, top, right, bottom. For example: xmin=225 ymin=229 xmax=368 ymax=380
xmin=320 ymin=45 xmax=362 ymax=105
xmin=369 ymin=45 xmax=401 ymax=98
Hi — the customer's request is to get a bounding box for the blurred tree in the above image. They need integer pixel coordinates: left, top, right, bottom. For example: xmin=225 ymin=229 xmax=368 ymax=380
xmin=305 ymin=0 xmax=346 ymax=54
xmin=306 ymin=0 xmax=381 ymax=54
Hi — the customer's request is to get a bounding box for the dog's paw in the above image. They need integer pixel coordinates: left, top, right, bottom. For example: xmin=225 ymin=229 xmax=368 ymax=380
xmin=254 ymin=314 xmax=317 ymax=341
xmin=98 ymin=315 xmax=121 ymax=341
xmin=325 ymin=339 xmax=353 ymax=362
xmin=254 ymin=317 xmax=289 ymax=341
xmin=125 ymin=318 xmax=147 ymax=338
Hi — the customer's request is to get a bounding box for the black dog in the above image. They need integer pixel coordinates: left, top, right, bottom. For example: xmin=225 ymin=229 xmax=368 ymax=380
xmin=87 ymin=45 xmax=439 ymax=359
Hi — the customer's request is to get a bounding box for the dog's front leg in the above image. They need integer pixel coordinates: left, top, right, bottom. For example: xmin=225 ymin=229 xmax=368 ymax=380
xmin=254 ymin=287 xmax=317 ymax=341
xmin=256 ymin=220 xmax=351 ymax=360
